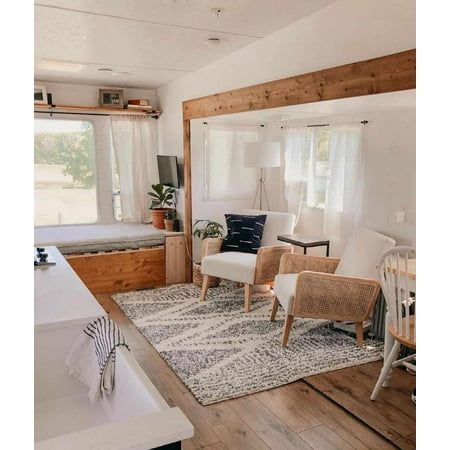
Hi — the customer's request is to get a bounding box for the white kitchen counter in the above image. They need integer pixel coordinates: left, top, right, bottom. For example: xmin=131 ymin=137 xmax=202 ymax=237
xmin=34 ymin=245 xmax=194 ymax=449
xmin=34 ymin=246 xmax=105 ymax=330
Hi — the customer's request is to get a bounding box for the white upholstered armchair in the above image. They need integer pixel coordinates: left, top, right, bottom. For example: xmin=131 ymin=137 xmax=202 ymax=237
xmin=199 ymin=209 xmax=295 ymax=312
xmin=272 ymin=227 xmax=396 ymax=347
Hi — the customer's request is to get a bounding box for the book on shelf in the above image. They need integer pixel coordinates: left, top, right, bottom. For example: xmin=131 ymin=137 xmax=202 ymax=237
xmin=127 ymin=99 xmax=150 ymax=106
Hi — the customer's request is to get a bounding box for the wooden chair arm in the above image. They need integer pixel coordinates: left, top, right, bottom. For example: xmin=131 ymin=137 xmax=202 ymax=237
xmin=293 ymin=271 xmax=380 ymax=322
xmin=254 ymin=245 xmax=293 ymax=284
xmin=201 ymin=238 xmax=224 ymax=258
xmin=279 ymin=253 xmax=340 ymax=275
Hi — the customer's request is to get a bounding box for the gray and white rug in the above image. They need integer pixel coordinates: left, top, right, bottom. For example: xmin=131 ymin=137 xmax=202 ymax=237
xmin=113 ymin=282 xmax=383 ymax=405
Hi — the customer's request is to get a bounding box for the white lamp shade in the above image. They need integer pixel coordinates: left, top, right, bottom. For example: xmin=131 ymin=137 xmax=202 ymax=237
xmin=243 ymin=142 xmax=281 ymax=168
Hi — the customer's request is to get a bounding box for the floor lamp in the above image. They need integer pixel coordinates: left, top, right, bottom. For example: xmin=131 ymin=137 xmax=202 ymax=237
xmin=244 ymin=142 xmax=281 ymax=210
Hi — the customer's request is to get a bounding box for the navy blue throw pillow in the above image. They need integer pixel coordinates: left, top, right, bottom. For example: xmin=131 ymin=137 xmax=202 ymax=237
xmin=221 ymin=214 xmax=267 ymax=254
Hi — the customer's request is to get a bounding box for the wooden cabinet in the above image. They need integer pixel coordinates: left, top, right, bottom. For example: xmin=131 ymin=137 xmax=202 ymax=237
xmin=66 ymin=246 xmax=165 ymax=294
xmin=165 ymin=234 xmax=188 ymax=284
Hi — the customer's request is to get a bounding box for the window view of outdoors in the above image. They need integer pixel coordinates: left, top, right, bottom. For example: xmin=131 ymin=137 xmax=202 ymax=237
xmin=301 ymin=128 xmax=330 ymax=208
xmin=34 ymin=119 xmax=98 ymax=226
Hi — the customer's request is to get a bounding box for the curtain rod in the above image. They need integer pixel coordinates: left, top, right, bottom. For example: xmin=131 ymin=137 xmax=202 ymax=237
xmin=203 ymin=122 xmax=265 ymax=127
xmin=281 ymin=120 xmax=368 ymax=129
xmin=35 ymin=110 xmax=157 ymax=118
xmin=36 ymin=110 xmax=110 ymax=117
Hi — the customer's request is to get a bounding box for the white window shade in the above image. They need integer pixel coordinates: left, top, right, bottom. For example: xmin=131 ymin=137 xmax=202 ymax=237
xmin=204 ymin=123 xmax=260 ymax=201
xmin=243 ymin=142 xmax=281 ymax=168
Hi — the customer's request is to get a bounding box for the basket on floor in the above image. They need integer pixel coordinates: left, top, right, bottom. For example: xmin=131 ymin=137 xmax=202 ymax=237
xmin=193 ymin=263 xmax=220 ymax=288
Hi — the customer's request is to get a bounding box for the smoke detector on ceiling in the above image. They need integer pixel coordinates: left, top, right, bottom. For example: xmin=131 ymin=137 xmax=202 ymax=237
xmin=212 ymin=7 xmax=224 ymax=19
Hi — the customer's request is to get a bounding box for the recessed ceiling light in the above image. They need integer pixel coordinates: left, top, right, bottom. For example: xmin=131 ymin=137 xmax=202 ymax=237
xmin=74 ymin=33 xmax=88 ymax=40
xmin=37 ymin=59 xmax=84 ymax=72
xmin=207 ymin=38 xmax=221 ymax=46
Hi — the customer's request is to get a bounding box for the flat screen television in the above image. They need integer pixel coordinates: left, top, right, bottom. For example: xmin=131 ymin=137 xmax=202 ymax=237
xmin=157 ymin=155 xmax=180 ymax=188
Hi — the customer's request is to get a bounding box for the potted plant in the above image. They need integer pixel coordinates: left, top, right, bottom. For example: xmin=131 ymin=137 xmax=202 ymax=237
xmin=148 ymin=183 xmax=176 ymax=230
xmin=192 ymin=219 xmax=225 ymax=287
xmin=164 ymin=209 xmax=177 ymax=231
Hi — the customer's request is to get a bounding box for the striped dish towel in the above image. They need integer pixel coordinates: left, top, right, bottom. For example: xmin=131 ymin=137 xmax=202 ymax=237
xmin=66 ymin=316 xmax=129 ymax=403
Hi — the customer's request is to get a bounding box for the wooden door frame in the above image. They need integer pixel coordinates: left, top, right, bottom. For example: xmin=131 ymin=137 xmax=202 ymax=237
xmin=182 ymin=49 xmax=416 ymax=280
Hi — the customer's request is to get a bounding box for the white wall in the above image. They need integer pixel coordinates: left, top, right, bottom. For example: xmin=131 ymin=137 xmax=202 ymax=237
xmin=157 ymin=0 xmax=415 ymax=235
xmin=35 ymin=81 xmax=158 ymax=109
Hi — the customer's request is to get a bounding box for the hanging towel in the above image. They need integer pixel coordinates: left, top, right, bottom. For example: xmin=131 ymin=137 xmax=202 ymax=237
xmin=66 ymin=316 xmax=129 ymax=403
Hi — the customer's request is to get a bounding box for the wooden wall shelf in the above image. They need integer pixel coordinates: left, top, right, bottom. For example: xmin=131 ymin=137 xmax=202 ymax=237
xmin=34 ymin=104 xmax=162 ymax=118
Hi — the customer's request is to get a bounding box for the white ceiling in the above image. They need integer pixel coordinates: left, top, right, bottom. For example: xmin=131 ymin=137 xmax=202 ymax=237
xmin=34 ymin=0 xmax=337 ymax=88
xmin=204 ymin=90 xmax=416 ymax=124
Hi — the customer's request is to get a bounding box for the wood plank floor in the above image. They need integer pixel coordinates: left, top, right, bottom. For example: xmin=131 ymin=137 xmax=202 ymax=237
xmin=96 ymin=293 xmax=415 ymax=450
xmin=305 ymin=363 xmax=416 ymax=449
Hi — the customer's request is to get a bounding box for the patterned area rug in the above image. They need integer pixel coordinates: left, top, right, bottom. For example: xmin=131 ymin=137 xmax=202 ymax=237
xmin=113 ymin=282 xmax=383 ymax=405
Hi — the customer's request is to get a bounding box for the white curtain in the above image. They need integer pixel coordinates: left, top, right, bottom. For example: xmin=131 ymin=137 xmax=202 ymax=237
xmin=282 ymin=126 xmax=310 ymax=224
xmin=203 ymin=123 xmax=260 ymax=201
xmin=110 ymin=116 xmax=159 ymax=223
xmin=324 ymin=125 xmax=363 ymax=251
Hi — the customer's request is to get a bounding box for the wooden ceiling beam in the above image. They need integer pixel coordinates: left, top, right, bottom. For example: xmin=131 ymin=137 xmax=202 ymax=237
xmin=182 ymin=49 xmax=416 ymax=120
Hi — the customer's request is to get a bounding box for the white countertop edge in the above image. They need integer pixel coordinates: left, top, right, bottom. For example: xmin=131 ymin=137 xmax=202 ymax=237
xmin=34 ymin=314 xmax=106 ymax=332
xmin=35 ymin=407 xmax=194 ymax=450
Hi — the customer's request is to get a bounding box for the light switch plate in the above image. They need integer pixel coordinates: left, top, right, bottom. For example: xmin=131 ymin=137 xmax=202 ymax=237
xmin=395 ymin=210 xmax=406 ymax=223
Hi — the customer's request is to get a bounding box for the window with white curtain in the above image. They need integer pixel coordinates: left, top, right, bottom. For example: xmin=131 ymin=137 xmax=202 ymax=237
xmin=34 ymin=118 xmax=99 ymax=226
xmin=283 ymin=126 xmax=330 ymax=213
xmin=283 ymin=123 xmax=363 ymax=242
xmin=304 ymin=127 xmax=331 ymax=208
xmin=204 ymin=123 xmax=260 ymax=201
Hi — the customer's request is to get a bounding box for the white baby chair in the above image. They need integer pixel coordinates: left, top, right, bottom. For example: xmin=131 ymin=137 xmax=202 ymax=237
xmin=370 ymin=246 xmax=416 ymax=401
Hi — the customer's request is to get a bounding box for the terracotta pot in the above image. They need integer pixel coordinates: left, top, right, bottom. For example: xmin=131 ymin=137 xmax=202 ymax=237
xmin=151 ymin=208 xmax=170 ymax=229
xmin=164 ymin=219 xmax=175 ymax=231
xmin=193 ymin=262 xmax=220 ymax=287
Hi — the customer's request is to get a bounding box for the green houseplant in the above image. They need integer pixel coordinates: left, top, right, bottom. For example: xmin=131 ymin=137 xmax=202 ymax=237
xmin=192 ymin=219 xmax=225 ymax=287
xmin=164 ymin=209 xmax=177 ymax=232
xmin=148 ymin=183 xmax=176 ymax=229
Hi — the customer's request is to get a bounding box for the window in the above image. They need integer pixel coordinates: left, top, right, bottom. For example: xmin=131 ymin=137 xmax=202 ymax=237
xmin=34 ymin=118 xmax=98 ymax=226
xmin=111 ymin=146 xmax=122 ymax=221
xmin=304 ymin=128 xmax=330 ymax=208
xmin=204 ymin=124 xmax=260 ymax=201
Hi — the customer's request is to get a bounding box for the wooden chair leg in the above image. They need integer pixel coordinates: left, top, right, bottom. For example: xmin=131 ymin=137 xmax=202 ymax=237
xmin=370 ymin=341 xmax=401 ymax=400
xmin=355 ymin=322 xmax=364 ymax=346
xmin=199 ymin=275 xmax=211 ymax=302
xmin=270 ymin=297 xmax=279 ymax=321
xmin=244 ymin=284 xmax=252 ymax=312
xmin=282 ymin=315 xmax=294 ymax=347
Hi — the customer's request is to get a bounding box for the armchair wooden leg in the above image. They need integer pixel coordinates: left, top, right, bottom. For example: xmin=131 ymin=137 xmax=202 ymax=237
xmin=270 ymin=297 xmax=279 ymax=321
xmin=199 ymin=275 xmax=211 ymax=302
xmin=244 ymin=284 xmax=252 ymax=312
xmin=282 ymin=315 xmax=294 ymax=348
xmin=355 ymin=322 xmax=364 ymax=346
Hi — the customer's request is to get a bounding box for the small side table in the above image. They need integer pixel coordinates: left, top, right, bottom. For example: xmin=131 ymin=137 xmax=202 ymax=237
xmin=277 ymin=234 xmax=330 ymax=256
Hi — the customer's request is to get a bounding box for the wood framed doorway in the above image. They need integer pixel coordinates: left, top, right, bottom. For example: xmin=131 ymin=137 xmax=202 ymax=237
xmin=182 ymin=49 xmax=416 ymax=279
